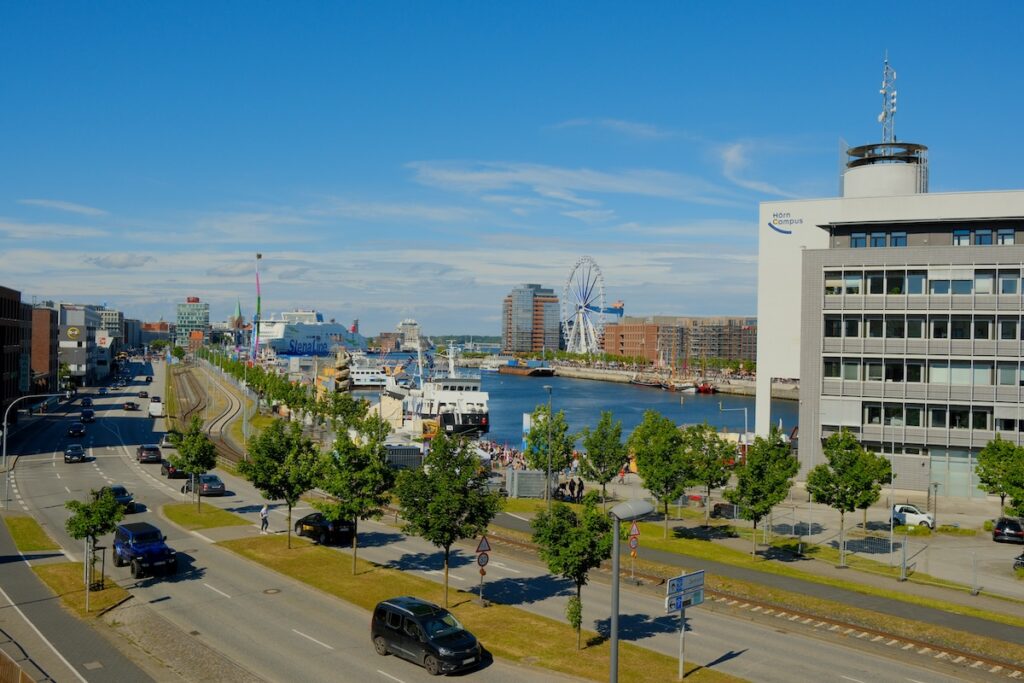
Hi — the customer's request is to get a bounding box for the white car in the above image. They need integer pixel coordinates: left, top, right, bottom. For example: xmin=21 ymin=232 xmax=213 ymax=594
xmin=891 ymin=503 xmax=933 ymax=528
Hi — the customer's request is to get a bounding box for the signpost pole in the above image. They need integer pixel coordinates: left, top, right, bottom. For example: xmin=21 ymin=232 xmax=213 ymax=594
xmin=678 ymin=604 xmax=685 ymax=681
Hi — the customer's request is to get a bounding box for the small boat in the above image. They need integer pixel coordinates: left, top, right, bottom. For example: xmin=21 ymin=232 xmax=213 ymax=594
xmin=696 ymin=382 xmax=717 ymax=394
xmin=630 ymin=374 xmax=662 ymax=387
xmin=678 ymin=383 xmax=697 ymax=394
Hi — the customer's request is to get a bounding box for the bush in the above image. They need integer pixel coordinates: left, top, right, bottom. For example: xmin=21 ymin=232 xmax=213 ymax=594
xmin=581 ymin=490 xmax=602 ymax=507
xmin=1016 ymin=567 xmax=1024 ymax=581
xmin=983 ymin=519 xmax=995 ymax=532
xmin=936 ymin=525 xmax=977 ymax=536
xmin=893 ymin=524 xmax=932 ymax=536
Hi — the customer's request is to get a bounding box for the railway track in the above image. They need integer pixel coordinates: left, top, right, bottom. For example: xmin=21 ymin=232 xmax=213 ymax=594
xmin=173 ymin=365 xmax=245 ymax=464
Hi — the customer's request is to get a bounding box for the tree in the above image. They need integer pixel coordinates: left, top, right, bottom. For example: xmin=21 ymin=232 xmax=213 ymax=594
xmin=171 ymin=346 xmax=186 ymax=362
xmin=579 ymin=411 xmax=628 ymax=509
xmin=627 ymin=410 xmax=691 ymax=538
xmin=1005 ymin=449 xmax=1024 ymax=517
xmin=170 ymin=416 xmax=218 ymax=512
xmin=806 ymin=430 xmax=890 ymax=566
xmin=238 ymin=419 xmax=321 ymax=548
xmin=532 ymin=500 xmax=612 ymax=649
xmin=316 ymin=414 xmax=395 ymax=573
xmin=977 ymin=435 xmax=1019 ymax=514
xmin=150 ymin=340 xmax=169 ymax=352
xmin=394 ymin=433 xmax=502 ymax=606
xmin=524 ymin=404 xmax=576 ymax=493
xmin=681 ymin=423 xmax=734 ymax=527
xmin=66 ymin=488 xmax=124 ymax=609
xmin=724 ymin=427 xmax=798 ymax=556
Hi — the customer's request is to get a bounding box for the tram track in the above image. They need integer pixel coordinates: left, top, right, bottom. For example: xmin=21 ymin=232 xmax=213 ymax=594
xmin=172 ymin=365 xmax=245 ymax=464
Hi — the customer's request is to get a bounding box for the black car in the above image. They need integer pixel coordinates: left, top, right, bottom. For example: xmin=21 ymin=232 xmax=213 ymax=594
xmin=123 ymin=401 xmax=139 ymax=411
xmin=138 ymin=390 xmax=149 ymax=398
xmin=81 ymin=397 xmax=93 ymax=407
xmin=993 ymin=517 xmax=1024 ymax=543
xmin=160 ymin=459 xmax=188 ymax=479
xmin=294 ymin=512 xmax=354 ymax=545
xmin=64 ymin=444 xmax=86 ymax=463
xmin=112 ymin=522 xmax=176 ymax=578
xmin=80 ymin=409 xmax=95 ymax=423
xmin=371 ymin=597 xmax=482 ymax=675
xmin=145 ymin=376 xmax=153 ymax=383
xmin=67 ymin=422 xmax=86 ymax=438
xmin=136 ymin=444 xmax=162 ymax=463
xmin=181 ymin=474 xmax=225 ymax=497
xmin=97 ymin=485 xmax=136 ymax=513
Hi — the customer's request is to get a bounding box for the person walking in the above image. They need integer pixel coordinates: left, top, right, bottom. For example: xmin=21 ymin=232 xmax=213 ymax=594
xmin=259 ymin=504 xmax=269 ymax=534
xmin=575 ymin=477 xmax=585 ymax=503
xmin=567 ymin=478 xmax=577 ymax=503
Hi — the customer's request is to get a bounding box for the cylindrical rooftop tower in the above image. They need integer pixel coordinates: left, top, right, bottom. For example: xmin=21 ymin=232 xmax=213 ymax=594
xmin=842 ymin=141 xmax=928 ymax=197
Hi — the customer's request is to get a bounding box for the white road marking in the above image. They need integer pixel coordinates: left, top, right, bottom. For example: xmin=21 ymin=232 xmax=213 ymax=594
xmin=55 ymin=472 xmax=61 ymax=479
xmin=505 ymin=513 xmax=529 ymax=522
xmin=203 ymin=583 xmax=232 ymax=599
xmin=377 ymin=670 xmax=405 ymax=683
xmin=64 ymin=486 xmax=71 ymax=493
xmin=292 ymin=629 xmax=334 ymax=650
xmin=192 ymin=531 xmax=214 ymax=543
xmin=490 ymin=562 xmax=521 ymax=574
xmin=0 ymin=584 xmax=89 ymax=683
xmin=906 ymin=679 xmax=930 ymax=683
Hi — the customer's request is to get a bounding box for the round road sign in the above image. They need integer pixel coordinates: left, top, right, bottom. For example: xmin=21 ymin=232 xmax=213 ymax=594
xmin=477 ymin=552 xmax=489 ymax=567
xmin=628 ymin=537 xmax=638 ymax=550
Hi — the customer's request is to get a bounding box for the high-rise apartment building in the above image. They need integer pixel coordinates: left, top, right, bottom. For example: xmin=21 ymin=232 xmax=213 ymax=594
xmin=175 ymin=297 xmax=209 ymax=347
xmin=502 ymin=284 xmax=560 ymax=353
xmin=96 ymin=307 xmax=124 ymax=349
xmin=756 ymin=131 xmax=1024 ymax=498
xmin=603 ymin=316 xmax=755 ymax=367
xmin=31 ymin=307 xmax=59 ymax=393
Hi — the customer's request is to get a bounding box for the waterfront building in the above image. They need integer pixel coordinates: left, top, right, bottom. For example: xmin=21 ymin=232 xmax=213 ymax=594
xmin=175 ymin=296 xmax=210 ymax=347
xmin=397 ymin=319 xmax=422 ymax=351
xmin=31 ymin=307 xmax=59 ymax=393
xmin=501 ymin=284 xmax=560 ymax=354
xmin=755 ymin=101 xmax=1024 ymax=497
xmin=604 ymin=315 xmax=756 ymax=367
xmin=375 ymin=331 xmax=402 ymax=353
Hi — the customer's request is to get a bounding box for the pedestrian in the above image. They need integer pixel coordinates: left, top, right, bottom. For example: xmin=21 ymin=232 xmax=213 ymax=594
xmin=567 ymin=478 xmax=577 ymax=502
xmin=575 ymin=477 xmax=585 ymax=503
xmin=618 ymin=466 xmax=626 ymax=484
xmin=259 ymin=504 xmax=269 ymax=534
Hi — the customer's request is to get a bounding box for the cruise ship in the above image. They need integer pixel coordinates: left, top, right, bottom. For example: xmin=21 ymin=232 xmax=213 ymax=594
xmin=256 ymin=310 xmax=367 ymax=356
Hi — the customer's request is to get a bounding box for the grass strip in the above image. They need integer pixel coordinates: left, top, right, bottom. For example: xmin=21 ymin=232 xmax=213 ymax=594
xmin=33 ymin=562 xmax=130 ymax=617
xmin=219 ymin=535 xmax=741 ymax=682
xmin=163 ymin=503 xmax=250 ymax=530
xmin=4 ymin=514 xmax=60 ymax=552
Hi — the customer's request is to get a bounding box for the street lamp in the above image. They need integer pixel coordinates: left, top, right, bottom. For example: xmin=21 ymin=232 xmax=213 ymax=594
xmin=717 ymin=401 xmax=749 ymax=450
xmin=543 ymin=384 xmax=553 ymax=512
xmin=3 ymin=392 xmax=71 ymax=509
xmin=609 ymin=499 xmax=655 ymax=683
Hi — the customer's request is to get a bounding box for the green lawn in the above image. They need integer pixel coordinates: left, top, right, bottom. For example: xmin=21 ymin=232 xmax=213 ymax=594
xmin=3 ymin=515 xmax=59 ymax=552
xmin=164 ymin=503 xmax=250 ymax=530
xmin=33 ymin=562 xmax=129 ymax=616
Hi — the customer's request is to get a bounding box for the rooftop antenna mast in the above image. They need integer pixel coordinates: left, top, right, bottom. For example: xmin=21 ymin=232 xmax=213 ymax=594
xmin=878 ymin=53 xmax=898 ymax=145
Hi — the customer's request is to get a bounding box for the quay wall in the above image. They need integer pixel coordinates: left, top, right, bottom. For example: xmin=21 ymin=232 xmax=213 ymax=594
xmin=553 ymin=366 xmax=800 ymax=400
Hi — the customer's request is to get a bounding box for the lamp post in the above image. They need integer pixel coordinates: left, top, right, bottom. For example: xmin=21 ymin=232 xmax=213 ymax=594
xmin=609 ymin=499 xmax=655 ymax=683
xmin=543 ymin=384 xmax=553 ymax=512
xmin=4 ymin=392 xmax=70 ymax=509
xmin=717 ymin=401 xmax=749 ymax=450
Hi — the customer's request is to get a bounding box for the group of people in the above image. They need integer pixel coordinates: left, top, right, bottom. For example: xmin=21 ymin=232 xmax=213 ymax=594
xmin=554 ymin=476 xmax=586 ymax=503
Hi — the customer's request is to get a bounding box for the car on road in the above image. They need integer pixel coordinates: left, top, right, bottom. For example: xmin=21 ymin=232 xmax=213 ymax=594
xmin=160 ymin=459 xmax=188 ymax=479
xmin=81 ymin=397 xmax=93 ymax=407
xmin=138 ymin=390 xmax=149 ymax=398
xmin=63 ymin=444 xmax=86 ymax=463
xmin=891 ymin=503 xmax=933 ymax=528
xmin=67 ymin=422 xmax=86 ymax=437
xmin=98 ymin=387 xmax=108 ymax=395
xmin=80 ymin=408 xmax=95 ymax=423
xmin=112 ymin=522 xmax=176 ymax=579
xmin=97 ymin=485 xmax=136 ymax=513
xmin=145 ymin=375 xmax=153 ymax=383
xmin=150 ymin=395 xmax=161 ymax=403
xmin=371 ymin=596 xmax=482 ymax=675
xmin=160 ymin=433 xmax=177 ymax=448
xmin=182 ymin=474 xmax=226 ymax=496
xmin=123 ymin=401 xmax=139 ymax=411
xmin=136 ymin=444 xmax=162 ymax=463
xmin=293 ymin=512 xmax=354 ymax=545
xmin=1015 ymin=553 xmax=1024 ymax=571
xmin=711 ymin=502 xmax=740 ymax=519
xmin=993 ymin=517 xmax=1024 ymax=543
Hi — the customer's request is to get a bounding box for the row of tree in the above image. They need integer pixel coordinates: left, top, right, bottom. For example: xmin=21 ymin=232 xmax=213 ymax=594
xmin=976 ymin=434 xmax=1024 ymax=516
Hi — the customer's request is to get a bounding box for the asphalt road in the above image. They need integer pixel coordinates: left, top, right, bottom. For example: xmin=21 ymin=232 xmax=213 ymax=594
xmin=9 ymin=360 xmax=565 ymax=683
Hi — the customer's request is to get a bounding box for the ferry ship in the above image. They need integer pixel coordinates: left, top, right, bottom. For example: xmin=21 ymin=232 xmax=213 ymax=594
xmin=256 ymin=310 xmax=367 ymax=356
xmin=384 ymin=346 xmax=489 ymax=437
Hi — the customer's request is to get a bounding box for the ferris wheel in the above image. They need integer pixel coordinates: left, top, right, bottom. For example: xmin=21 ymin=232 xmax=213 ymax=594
xmin=561 ymin=256 xmax=606 ymax=355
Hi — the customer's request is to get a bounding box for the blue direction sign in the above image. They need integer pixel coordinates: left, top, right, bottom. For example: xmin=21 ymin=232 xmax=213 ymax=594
xmin=667 ymin=570 xmax=705 ymax=598
xmin=665 ymin=590 xmax=704 ymax=613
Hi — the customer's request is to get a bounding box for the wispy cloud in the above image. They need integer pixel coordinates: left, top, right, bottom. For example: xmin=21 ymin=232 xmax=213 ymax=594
xmin=717 ymin=142 xmax=800 ymax=198
xmin=562 ymin=209 xmax=616 ymax=223
xmin=18 ymin=198 xmax=109 ymax=216
xmin=85 ymin=254 xmax=154 ymax=269
xmin=317 ymin=199 xmax=483 ymax=222
xmin=0 ymin=218 xmax=109 ymax=239
xmin=552 ymin=118 xmax=681 ymax=140
xmin=207 ymin=261 xmax=268 ymax=277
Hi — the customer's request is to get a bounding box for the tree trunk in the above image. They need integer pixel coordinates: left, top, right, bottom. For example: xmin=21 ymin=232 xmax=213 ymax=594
xmin=576 ymin=584 xmax=582 ymax=650
xmin=195 ymin=474 xmax=202 ymax=513
xmin=751 ymin=520 xmax=757 ymax=556
xmin=287 ymin=503 xmax=293 ymax=549
xmin=839 ymin=511 xmax=846 ymax=567
xmin=351 ymin=520 xmax=359 ymax=575
xmin=443 ymin=546 xmax=450 ymax=607
xmin=862 ymin=507 xmax=867 ymax=530
xmin=704 ymin=485 xmax=711 ymax=528
xmin=663 ymin=500 xmax=669 ymax=539
xmin=1000 ymin=493 xmax=1006 ymax=515
xmin=601 ymin=483 xmax=607 ymax=511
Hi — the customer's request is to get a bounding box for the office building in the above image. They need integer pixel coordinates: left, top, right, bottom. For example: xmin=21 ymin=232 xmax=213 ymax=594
xmin=96 ymin=307 xmax=124 ymax=349
xmin=31 ymin=307 xmax=59 ymax=393
xmin=54 ymin=304 xmax=103 ymax=385
xmin=1 ymin=286 xmax=32 ymax=421
xmin=501 ymin=284 xmax=560 ymax=353
xmin=175 ymin=297 xmax=210 ymax=347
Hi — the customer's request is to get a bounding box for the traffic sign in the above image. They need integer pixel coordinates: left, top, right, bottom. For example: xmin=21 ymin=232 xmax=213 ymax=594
xmin=479 ymin=567 xmax=486 ymax=576
xmin=629 ymin=521 xmax=640 ymax=537
xmin=628 ymin=537 xmax=638 ymax=550
xmin=477 ymin=552 xmax=489 ymax=567
xmin=667 ymin=570 xmax=705 ymax=598
xmin=630 ymin=549 xmax=637 ymax=558
xmin=665 ymin=590 xmax=704 ymax=613
xmin=475 ymin=536 xmax=491 ymax=553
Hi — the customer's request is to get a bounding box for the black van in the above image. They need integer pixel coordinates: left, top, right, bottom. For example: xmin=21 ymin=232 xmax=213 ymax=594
xmin=371 ymin=596 xmax=481 ymax=675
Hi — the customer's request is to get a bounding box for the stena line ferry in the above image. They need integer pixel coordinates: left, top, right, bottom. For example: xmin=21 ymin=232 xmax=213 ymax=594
xmin=256 ymin=310 xmax=367 ymax=356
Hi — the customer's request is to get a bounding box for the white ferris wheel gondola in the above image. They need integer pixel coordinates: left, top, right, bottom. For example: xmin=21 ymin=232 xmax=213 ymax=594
xmin=561 ymin=255 xmax=606 ymax=355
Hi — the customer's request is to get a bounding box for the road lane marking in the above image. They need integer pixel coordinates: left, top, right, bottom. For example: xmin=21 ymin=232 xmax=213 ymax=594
xmin=292 ymin=629 xmax=334 ymax=650
xmin=505 ymin=513 xmax=529 ymax=522
xmin=192 ymin=532 xmax=214 ymax=543
xmin=377 ymin=670 xmax=405 ymax=683
xmin=55 ymin=473 xmax=61 ymax=479
xmin=64 ymin=486 xmax=71 ymax=493
xmin=490 ymin=561 xmax=521 ymax=574
xmin=0 ymin=584 xmax=89 ymax=683
xmin=906 ymin=679 xmax=930 ymax=683
xmin=204 ymin=583 xmax=231 ymax=599
xmin=391 ymin=545 xmax=414 ymax=554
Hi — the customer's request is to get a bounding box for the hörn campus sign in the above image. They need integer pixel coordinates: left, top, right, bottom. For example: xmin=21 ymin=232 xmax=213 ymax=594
xmin=768 ymin=210 xmax=803 ymax=235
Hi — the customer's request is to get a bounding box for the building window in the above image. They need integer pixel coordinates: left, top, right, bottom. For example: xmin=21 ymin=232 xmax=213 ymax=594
xmin=929 ymin=361 xmax=949 ymax=384
xmin=1000 ymin=318 xmax=1018 ymax=340
xmin=865 ymin=404 xmax=882 ymax=424
xmin=996 ymin=417 xmax=1017 ymax=432
xmin=907 ymin=317 xmax=925 ymax=338
xmin=884 ymin=360 xmax=904 ymax=382
xmin=997 ymin=228 xmax=1015 ymax=245
xmin=824 ymin=273 xmax=843 ymax=295
xmin=907 ymin=271 xmax=926 ymax=294
xmin=886 ymin=318 xmax=905 ymax=338
xmin=866 ymin=271 xmax=885 ymax=294
xmin=870 ymin=232 xmax=887 ymax=247
xmin=949 ymin=407 xmax=970 ymax=429
xmin=975 ymin=271 xmax=995 ymax=294
xmin=824 ymin=359 xmax=841 ymax=378
xmin=865 ymin=361 xmax=883 ymax=381
xmin=975 ymin=228 xmax=993 ymax=245
xmin=824 ymin=318 xmax=842 ymax=337
xmin=953 ymin=229 xmax=971 ymax=246
xmin=844 ymin=317 xmax=860 ymax=337
xmin=974 ymin=362 xmax=993 ymax=385
xmin=929 ymin=279 xmax=950 ymax=295
xmin=906 ymin=406 xmax=923 ymax=427
xmin=906 ymin=362 xmax=923 ymax=382
xmin=887 ymin=271 xmax=905 ymax=294
xmin=950 ymin=361 xmax=972 ymax=385
xmin=842 ymin=360 xmax=860 ymax=381
xmin=974 ymin=318 xmax=992 ymax=340
xmin=867 ymin=318 xmax=884 ymax=338
xmin=851 ymin=233 xmax=867 ymax=248
xmin=930 ymin=408 xmax=946 ymax=428
xmin=884 ymin=405 xmax=904 ymax=425
xmin=950 ymin=317 xmax=970 ymax=339
xmin=890 ymin=231 xmax=907 ymax=247
xmin=999 ymin=270 xmax=1019 ymax=294
xmin=951 ymin=279 xmax=973 ymax=295
xmin=931 ymin=319 xmax=949 ymax=339
xmin=844 ymin=273 xmax=862 ymax=295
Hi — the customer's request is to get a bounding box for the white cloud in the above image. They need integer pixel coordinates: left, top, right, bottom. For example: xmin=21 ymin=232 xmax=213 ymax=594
xmin=717 ymin=142 xmax=800 ymax=198
xmin=561 ymin=209 xmax=616 ymax=223
xmin=317 ymin=199 xmax=483 ymax=223
xmin=207 ymin=261 xmax=268 ymax=277
xmin=18 ymin=198 xmax=108 ymax=216
xmin=0 ymin=218 xmax=109 ymax=239
xmin=85 ymin=254 xmax=154 ymax=269
xmin=552 ymin=118 xmax=681 ymax=140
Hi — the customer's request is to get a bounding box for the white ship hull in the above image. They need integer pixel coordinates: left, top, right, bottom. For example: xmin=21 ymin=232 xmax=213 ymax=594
xmin=256 ymin=313 xmax=366 ymax=356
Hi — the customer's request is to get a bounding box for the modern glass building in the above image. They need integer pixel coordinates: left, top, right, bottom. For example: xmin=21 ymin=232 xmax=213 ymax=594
xmin=502 ymin=284 xmax=560 ymax=353
xmin=175 ymin=297 xmax=210 ymax=347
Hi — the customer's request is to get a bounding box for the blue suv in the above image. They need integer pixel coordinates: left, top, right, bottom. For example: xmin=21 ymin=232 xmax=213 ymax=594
xmin=112 ymin=522 xmax=177 ymax=579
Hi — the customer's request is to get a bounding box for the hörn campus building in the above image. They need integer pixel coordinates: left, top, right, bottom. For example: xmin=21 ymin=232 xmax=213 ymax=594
xmin=755 ymin=134 xmax=1024 ymax=498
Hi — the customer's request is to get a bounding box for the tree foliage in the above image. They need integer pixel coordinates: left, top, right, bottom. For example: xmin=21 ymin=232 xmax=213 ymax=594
xmin=681 ymin=423 xmax=734 ymax=527
xmin=579 ymin=411 xmax=628 ymax=508
xmin=724 ymin=427 xmax=798 ymax=555
xmin=977 ymin=435 xmax=1020 ymax=513
xmin=238 ymin=419 xmax=321 ymax=548
xmin=524 ymin=403 xmax=576 ymax=477
xmin=170 ymin=416 xmax=219 ymax=512
xmin=394 ymin=433 xmax=502 ymax=606
xmin=532 ymin=500 xmax=612 ymax=649
xmin=627 ymin=410 xmax=691 ymax=538
xmin=65 ymin=488 xmax=124 ymax=543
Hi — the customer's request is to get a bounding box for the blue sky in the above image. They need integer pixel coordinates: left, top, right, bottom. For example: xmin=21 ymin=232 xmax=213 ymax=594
xmin=2 ymin=3 xmax=1022 ymax=335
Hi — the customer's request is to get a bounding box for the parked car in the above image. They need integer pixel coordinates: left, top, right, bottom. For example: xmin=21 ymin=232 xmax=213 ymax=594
xmin=371 ymin=596 xmax=482 ymax=675
xmin=993 ymin=517 xmax=1024 ymax=543
xmin=160 ymin=459 xmax=188 ymax=479
xmin=1015 ymin=553 xmax=1024 ymax=571
xmin=123 ymin=401 xmax=139 ymax=411
xmin=160 ymin=433 xmax=177 ymax=449
xmin=80 ymin=409 xmax=95 ymax=423
xmin=63 ymin=444 xmax=86 ymax=463
xmin=112 ymin=522 xmax=176 ymax=578
xmin=711 ymin=502 xmax=740 ymax=520
xmin=891 ymin=503 xmax=933 ymax=528
xmin=67 ymin=422 xmax=86 ymax=438
xmin=136 ymin=444 xmax=162 ymax=463
xmin=150 ymin=395 xmax=161 ymax=403
xmin=145 ymin=375 xmax=153 ymax=383
xmin=182 ymin=474 xmax=226 ymax=496
xmin=138 ymin=390 xmax=149 ymax=398
xmin=293 ymin=512 xmax=354 ymax=545
xmin=81 ymin=397 xmax=93 ymax=407
xmin=97 ymin=485 xmax=136 ymax=513
xmin=98 ymin=387 xmax=108 ymax=395
xmin=483 ymin=473 xmax=508 ymax=497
